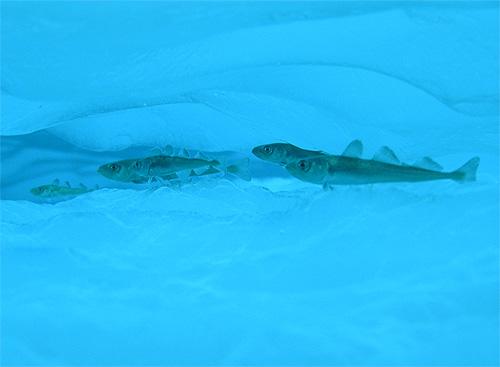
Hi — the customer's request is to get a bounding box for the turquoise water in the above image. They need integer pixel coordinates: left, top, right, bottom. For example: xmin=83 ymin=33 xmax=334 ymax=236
xmin=1 ymin=1 xmax=499 ymax=365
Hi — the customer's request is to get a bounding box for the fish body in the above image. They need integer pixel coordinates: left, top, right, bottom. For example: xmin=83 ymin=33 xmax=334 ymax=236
xmin=130 ymin=155 xmax=220 ymax=178
xmin=31 ymin=184 xmax=92 ymax=198
xmin=286 ymin=155 xmax=480 ymax=187
xmin=98 ymin=154 xmax=250 ymax=183
xmin=252 ymin=143 xmax=326 ymax=166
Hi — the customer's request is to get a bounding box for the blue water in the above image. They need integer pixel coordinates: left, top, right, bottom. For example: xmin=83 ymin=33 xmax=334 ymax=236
xmin=1 ymin=2 xmax=499 ymax=365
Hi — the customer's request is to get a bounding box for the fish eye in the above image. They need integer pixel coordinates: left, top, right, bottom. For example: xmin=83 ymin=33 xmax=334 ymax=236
xmin=263 ymin=145 xmax=272 ymax=154
xmin=133 ymin=161 xmax=141 ymax=169
xmin=110 ymin=163 xmax=120 ymax=172
xmin=298 ymin=160 xmax=311 ymax=172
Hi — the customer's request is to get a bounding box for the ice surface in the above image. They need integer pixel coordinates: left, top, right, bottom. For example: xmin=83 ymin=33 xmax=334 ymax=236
xmin=2 ymin=183 xmax=498 ymax=365
xmin=1 ymin=2 xmax=499 ymax=366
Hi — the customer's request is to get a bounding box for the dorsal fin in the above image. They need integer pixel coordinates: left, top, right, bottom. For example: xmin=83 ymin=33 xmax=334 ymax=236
xmin=65 ymin=181 xmax=71 ymax=188
xmin=163 ymin=145 xmax=174 ymax=156
xmin=373 ymin=146 xmax=400 ymax=164
xmin=80 ymin=183 xmax=88 ymax=189
xmin=150 ymin=146 xmax=163 ymax=155
xmin=342 ymin=140 xmax=363 ymax=158
xmin=181 ymin=148 xmax=190 ymax=158
xmin=199 ymin=152 xmax=210 ymax=160
xmin=413 ymin=157 xmax=443 ymax=171
xmin=52 ymin=179 xmax=60 ymax=186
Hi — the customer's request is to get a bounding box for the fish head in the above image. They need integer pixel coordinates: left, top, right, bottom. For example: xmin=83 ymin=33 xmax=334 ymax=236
xmin=30 ymin=184 xmax=56 ymax=197
xmin=97 ymin=160 xmax=134 ymax=182
xmin=286 ymin=157 xmax=327 ymax=184
xmin=128 ymin=159 xmax=149 ymax=176
xmin=252 ymin=143 xmax=291 ymax=165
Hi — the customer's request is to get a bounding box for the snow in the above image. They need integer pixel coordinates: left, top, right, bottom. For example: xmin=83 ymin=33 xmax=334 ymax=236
xmin=1 ymin=1 xmax=499 ymax=366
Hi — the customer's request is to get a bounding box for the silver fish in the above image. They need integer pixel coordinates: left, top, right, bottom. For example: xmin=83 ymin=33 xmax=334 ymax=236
xmin=31 ymin=180 xmax=94 ymax=198
xmin=98 ymin=155 xmax=251 ymax=184
xmin=285 ymin=142 xmax=480 ymax=188
xmin=129 ymin=155 xmax=220 ymax=178
xmin=97 ymin=158 xmax=177 ymax=183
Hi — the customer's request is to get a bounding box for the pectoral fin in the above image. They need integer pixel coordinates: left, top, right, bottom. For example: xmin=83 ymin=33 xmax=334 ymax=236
xmin=342 ymin=140 xmax=363 ymax=158
xmin=373 ymin=146 xmax=400 ymax=165
xmin=191 ymin=166 xmax=221 ymax=177
xmin=322 ymin=182 xmax=334 ymax=191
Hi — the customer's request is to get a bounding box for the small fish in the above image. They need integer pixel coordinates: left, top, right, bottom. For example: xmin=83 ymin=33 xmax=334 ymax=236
xmin=98 ymin=155 xmax=251 ymax=184
xmin=31 ymin=180 xmax=94 ymax=198
xmin=130 ymin=155 xmax=220 ymax=178
xmin=97 ymin=158 xmax=177 ymax=183
xmin=133 ymin=155 xmax=251 ymax=182
xmin=285 ymin=141 xmax=480 ymax=188
xmin=252 ymin=142 xmax=327 ymax=165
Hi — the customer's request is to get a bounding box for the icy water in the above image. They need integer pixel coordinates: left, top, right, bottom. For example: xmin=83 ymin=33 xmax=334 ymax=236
xmin=1 ymin=2 xmax=499 ymax=366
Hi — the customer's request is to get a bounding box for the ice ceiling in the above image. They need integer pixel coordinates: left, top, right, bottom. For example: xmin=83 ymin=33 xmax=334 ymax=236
xmin=1 ymin=2 xmax=498 ymax=154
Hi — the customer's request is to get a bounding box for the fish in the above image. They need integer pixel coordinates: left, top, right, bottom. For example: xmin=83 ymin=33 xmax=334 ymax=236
xmin=31 ymin=180 xmax=95 ymax=198
xmin=98 ymin=154 xmax=251 ymax=184
xmin=285 ymin=141 xmax=480 ymax=189
xmin=129 ymin=155 xmax=221 ymax=178
xmin=97 ymin=158 xmax=177 ymax=183
xmin=130 ymin=155 xmax=251 ymax=182
xmin=252 ymin=142 xmax=328 ymax=166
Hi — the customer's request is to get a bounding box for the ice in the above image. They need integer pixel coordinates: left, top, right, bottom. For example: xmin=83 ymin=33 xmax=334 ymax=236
xmin=1 ymin=2 xmax=499 ymax=366
xmin=2 ymin=183 xmax=498 ymax=365
xmin=1 ymin=5 xmax=498 ymax=137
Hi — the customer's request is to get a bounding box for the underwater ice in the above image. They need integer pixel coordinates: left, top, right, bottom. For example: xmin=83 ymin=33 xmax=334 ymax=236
xmin=1 ymin=2 xmax=499 ymax=365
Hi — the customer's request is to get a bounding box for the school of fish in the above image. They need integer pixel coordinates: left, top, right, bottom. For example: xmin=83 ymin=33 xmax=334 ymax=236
xmin=31 ymin=140 xmax=480 ymax=198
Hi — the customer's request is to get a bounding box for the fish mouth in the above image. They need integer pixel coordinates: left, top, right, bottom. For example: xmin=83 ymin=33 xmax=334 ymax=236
xmin=97 ymin=165 xmax=110 ymax=178
xmin=252 ymin=147 xmax=268 ymax=161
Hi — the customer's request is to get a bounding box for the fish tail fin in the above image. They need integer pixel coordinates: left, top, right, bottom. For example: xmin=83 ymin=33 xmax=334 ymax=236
xmin=452 ymin=157 xmax=480 ymax=182
xmin=226 ymin=158 xmax=251 ymax=181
